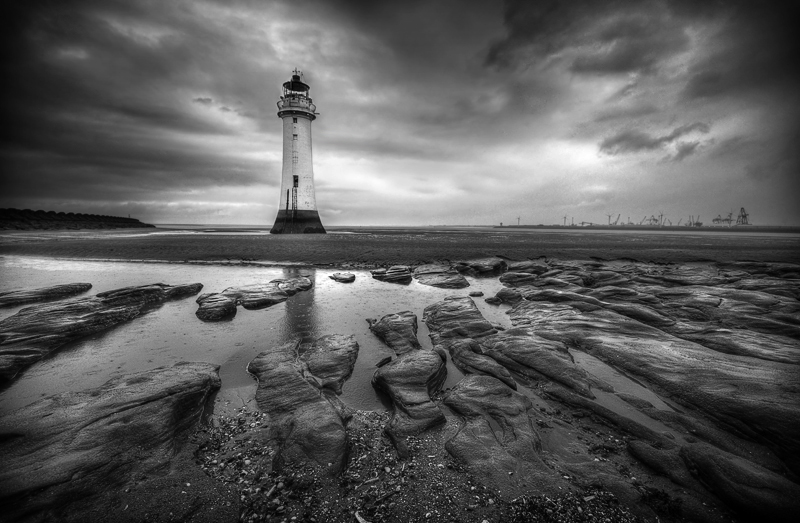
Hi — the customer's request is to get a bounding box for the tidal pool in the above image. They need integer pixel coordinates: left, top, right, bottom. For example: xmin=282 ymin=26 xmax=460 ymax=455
xmin=0 ymin=255 xmax=681 ymax=427
xmin=0 ymin=256 xmax=515 ymax=415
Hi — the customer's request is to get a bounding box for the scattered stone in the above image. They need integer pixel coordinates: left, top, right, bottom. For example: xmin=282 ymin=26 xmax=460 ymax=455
xmin=423 ymin=296 xmax=498 ymax=344
xmin=499 ymin=272 xmax=539 ymax=287
xmin=506 ymin=260 xmax=549 ymax=275
xmin=329 ymin=272 xmax=356 ymax=283
xmin=0 ymin=282 xmax=93 ymax=307
xmin=196 ymin=277 xmax=313 ymax=321
xmin=454 ymin=258 xmax=507 ymax=277
xmin=468 ymin=291 xmax=484 ymax=297
xmin=0 ymin=283 xmax=203 ymax=383
xmin=367 ymin=311 xmax=423 ymax=355
xmin=493 ymin=287 xmax=523 ymax=304
xmin=371 ymin=266 xmax=413 ymax=284
xmin=413 ymin=264 xmax=469 ymax=289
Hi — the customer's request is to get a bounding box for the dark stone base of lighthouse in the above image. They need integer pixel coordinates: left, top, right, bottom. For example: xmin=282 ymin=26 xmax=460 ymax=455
xmin=270 ymin=210 xmax=326 ymax=234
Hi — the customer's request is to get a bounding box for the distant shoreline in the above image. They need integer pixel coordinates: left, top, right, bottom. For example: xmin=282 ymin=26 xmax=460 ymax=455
xmin=496 ymin=224 xmax=800 ymax=234
xmin=1 ymin=226 xmax=798 ymax=266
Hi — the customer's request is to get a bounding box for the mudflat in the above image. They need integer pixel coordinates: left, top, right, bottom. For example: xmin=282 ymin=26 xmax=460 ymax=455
xmin=2 ymin=225 xmax=799 ymax=523
xmin=1 ymin=226 xmax=798 ymax=265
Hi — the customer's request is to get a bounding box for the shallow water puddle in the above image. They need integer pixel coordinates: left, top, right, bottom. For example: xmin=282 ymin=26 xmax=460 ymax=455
xmin=569 ymin=349 xmax=673 ymax=411
xmin=0 ymin=256 xmax=507 ymax=414
xmin=0 ymin=255 xmax=686 ymax=434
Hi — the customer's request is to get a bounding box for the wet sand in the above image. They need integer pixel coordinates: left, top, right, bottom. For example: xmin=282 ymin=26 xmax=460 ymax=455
xmin=1 ymin=225 xmax=798 ymax=265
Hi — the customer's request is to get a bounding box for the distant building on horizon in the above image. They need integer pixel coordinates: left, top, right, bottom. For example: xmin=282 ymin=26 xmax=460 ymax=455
xmin=270 ymin=70 xmax=326 ymax=234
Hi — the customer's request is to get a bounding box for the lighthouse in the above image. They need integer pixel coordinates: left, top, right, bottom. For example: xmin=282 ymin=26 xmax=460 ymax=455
xmin=270 ymin=70 xmax=326 ymax=234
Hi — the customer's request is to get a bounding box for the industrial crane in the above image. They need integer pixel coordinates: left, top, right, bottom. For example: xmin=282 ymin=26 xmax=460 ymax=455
xmin=736 ymin=207 xmax=750 ymax=225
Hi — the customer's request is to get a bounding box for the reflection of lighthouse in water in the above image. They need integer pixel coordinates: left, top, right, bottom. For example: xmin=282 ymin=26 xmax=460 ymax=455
xmin=277 ymin=268 xmax=319 ymax=344
xmin=270 ymin=69 xmax=326 ymax=234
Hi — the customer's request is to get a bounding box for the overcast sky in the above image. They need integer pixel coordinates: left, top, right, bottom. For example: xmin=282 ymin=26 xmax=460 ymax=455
xmin=1 ymin=0 xmax=798 ymax=226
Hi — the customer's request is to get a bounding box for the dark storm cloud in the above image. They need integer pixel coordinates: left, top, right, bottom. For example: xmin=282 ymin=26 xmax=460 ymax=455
xmin=1 ymin=0 xmax=798 ymax=225
xmin=485 ymin=0 xmax=689 ymax=75
xmin=0 ymin=0 xmax=279 ymax=212
xmin=599 ymin=122 xmax=709 ymax=156
xmin=682 ymin=2 xmax=800 ymax=100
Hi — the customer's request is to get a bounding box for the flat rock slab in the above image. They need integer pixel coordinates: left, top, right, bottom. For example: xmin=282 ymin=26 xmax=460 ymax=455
xmin=444 ymin=375 xmax=555 ymax=497
xmin=680 ymin=443 xmax=800 ymax=522
xmin=480 ymin=326 xmax=597 ymax=398
xmin=370 ymin=266 xmax=413 ymax=284
xmin=0 ymin=283 xmax=203 ymax=384
xmin=248 ymin=337 xmax=356 ymax=474
xmin=423 ymin=296 xmax=497 ymax=344
xmin=371 ymin=349 xmax=447 ymax=442
xmin=329 ymin=272 xmax=356 ymax=283
xmin=499 ymin=272 xmax=539 ymax=287
xmin=0 ymin=283 xmax=93 ymax=307
xmin=0 ymin=362 xmax=221 ymax=522
xmin=506 ymin=260 xmax=549 ymax=274
xmin=368 ymin=311 xmax=422 ymax=356
xmin=413 ymin=264 xmax=469 ymax=289
xmin=447 ymin=338 xmax=516 ymax=390
xmin=509 ymin=299 xmax=800 ymax=476
xmin=195 ymin=277 xmax=312 ymax=321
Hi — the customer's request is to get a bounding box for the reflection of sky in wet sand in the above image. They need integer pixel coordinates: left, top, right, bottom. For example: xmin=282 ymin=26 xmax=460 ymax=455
xmin=1 ymin=255 xmax=682 ymax=422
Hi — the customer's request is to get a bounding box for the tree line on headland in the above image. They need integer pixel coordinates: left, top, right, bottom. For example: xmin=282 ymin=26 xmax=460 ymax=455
xmin=0 ymin=208 xmax=154 ymax=230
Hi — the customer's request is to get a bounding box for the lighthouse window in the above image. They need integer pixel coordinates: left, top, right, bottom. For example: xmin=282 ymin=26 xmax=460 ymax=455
xmin=293 ymin=134 xmax=298 ymax=140
xmin=292 ymin=118 xmax=297 ymax=123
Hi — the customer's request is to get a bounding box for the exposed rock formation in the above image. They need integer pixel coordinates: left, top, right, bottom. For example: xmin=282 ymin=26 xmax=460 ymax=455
xmin=0 ymin=283 xmax=203 ymax=383
xmin=195 ymin=277 xmax=312 ymax=321
xmin=679 ymin=443 xmax=800 ymax=522
xmin=506 ymin=260 xmax=549 ymax=274
xmin=443 ymin=375 xmax=555 ymax=496
xmin=371 ymin=350 xmax=447 ymax=449
xmin=367 ymin=311 xmax=422 ymax=355
xmin=299 ymin=334 xmax=360 ymax=395
xmin=454 ymin=258 xmax=507 ymax=277
xmin=499 ymin=272 xmax=539 ymax=287
xmin=329 ymin=272 xmax=355 ymax=283
xmin=446 ymin=338 xmax=516 ymax=390
xmin=0 ymin=362 xmax=221 ymax=522
xmin=0 ymin=283 xmax=93 ymax=307
xmin=247 ymin=336 xmax=358 ymax=474
xmin=412 ymin=264 xmax=469 ymax=289
xmin=370 ymin=266 xmax=412 ymax=284
xmin=422 ymin=296 xmax=497 ymax=344
xmin=508 ymin=293 xmax=800 ymax=476
xmin=480 ymin=327 xmax=598 ymax=398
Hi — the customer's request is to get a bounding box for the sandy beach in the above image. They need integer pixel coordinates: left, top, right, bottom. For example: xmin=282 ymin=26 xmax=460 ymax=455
xmin=1 ymin=226 xmax=798 ymax=266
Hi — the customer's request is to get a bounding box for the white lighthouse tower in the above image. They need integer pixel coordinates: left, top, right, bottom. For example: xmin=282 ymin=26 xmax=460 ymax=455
xmin=270 ymin=70 xmax=326 ymax=234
